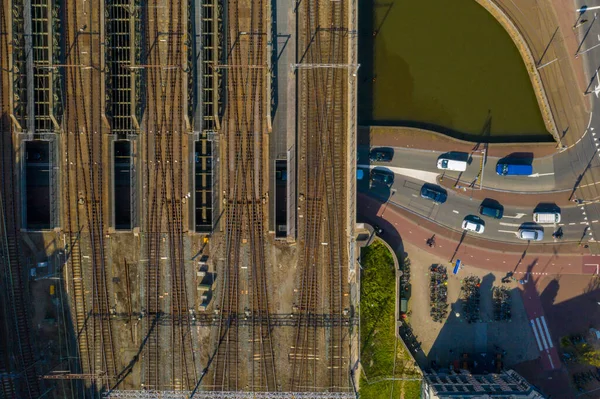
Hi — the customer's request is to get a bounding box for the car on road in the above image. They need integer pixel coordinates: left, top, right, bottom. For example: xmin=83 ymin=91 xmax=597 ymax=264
xmin=437 ymin=158 xmax=468 ymax=172
xmin=369 ymin=148 xmax=393 ymax=162
xmin=462 ymin=216 xmax=485 ymax=234
xmin=420 ymin=184 xmax=448 ymax=204
xmin=370 ymin=169 xmax=394 ymax=187
xmin=518 ymin=228 xmax=544 ymax=241
xmin=533 ymin=211 xmax=561 ymax=224
xmin=479 ymin=204 xmax=503 ymax=219
xmin=496 ymin=163 xmax=533 ymax=176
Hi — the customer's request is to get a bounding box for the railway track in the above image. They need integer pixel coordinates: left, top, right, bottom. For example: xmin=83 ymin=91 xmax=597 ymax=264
xmin=212 ymin=0 xmax=275 ymax=391
xmin=212 ymin=0 xmax=242 ymax=387
xmin=143 ymin=0 xmax=165 ymax=389
xmin=292 ymin=0 xmax=349 ymax=391
xmin=0 ymin=2 xmax=42 ymax=398
xmin=246 ymin=0 xmax=276 ymax=392
xmin=143 ymin=0 xmax=196 ymax=390
xmin=63 ymin=0 xmax=117 ymax=391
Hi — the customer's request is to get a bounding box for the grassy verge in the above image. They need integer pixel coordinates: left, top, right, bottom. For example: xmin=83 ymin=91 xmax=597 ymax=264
xmin=359 ymin=241 xmax=421 ymax=399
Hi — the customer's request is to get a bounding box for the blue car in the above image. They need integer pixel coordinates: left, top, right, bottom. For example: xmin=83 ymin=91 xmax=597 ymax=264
xmin=420 ymin=184 xmax=448 ymax=204
xmin=496 ymin=163 xmax=533 ymax=176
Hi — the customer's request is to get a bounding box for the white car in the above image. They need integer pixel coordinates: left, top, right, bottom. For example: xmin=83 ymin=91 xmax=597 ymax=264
xmin=462 ymin=217 xmax=485 ymax=234
xmin=437 ymin=158 xmax=468 ymax=172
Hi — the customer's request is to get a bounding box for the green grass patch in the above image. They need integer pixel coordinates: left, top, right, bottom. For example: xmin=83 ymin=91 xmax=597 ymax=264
xmin=359 ymin=241 xmax=421 ymax=399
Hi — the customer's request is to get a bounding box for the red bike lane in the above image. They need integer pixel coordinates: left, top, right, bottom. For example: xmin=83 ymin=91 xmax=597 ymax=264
xmin=358 ymin=193 xmax=590 ymax=277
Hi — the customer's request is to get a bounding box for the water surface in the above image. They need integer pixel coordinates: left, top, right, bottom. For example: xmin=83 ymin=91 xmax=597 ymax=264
xmin=358 ymin=0 xmax=552 ymax=143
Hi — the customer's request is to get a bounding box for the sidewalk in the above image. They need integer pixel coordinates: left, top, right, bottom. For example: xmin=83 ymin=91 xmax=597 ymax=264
xmin=358 ymin=193 xmax=591 ymax=276
xmin=361 ymin=126 xmax=559 ymax=158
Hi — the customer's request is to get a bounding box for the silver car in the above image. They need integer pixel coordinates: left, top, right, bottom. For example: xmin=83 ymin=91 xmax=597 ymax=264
xmin=462 ymin=217 xmax=485 ymax=234
xmin=518 ymin=228 xmax=544 ymax=241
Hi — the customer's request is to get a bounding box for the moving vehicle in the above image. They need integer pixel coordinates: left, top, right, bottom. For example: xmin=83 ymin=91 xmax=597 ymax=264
xmin=420 ymin=184 xmax=448 ymax=204
xmin=369 ymin=148 xmax=393 ymax=162
xmin=462 ymin=216 xmax=485 ymax=234
xmin=518 ymin=228 xmax=544 ymax=241
xmin=370 ymin=169 xmax=394 ymax=187
xmin=437 ymin=158 xmax=467 ymax=172
xmin=496 ymin=163 xmax=533 ymax=176
xmin=533 ymin=212 xmax=561 ymax=224
xmin=479 ymin=204 xmax=503 ymax=219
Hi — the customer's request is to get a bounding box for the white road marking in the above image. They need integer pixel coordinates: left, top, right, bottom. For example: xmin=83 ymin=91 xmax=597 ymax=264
xmin=530 ymin=319 xmax=544 ymax=351
xmin=536 ymin=318 xmax=549 ymax=350
xmin=569 ymin=222 xmax=576 ymax=225
xmin=411 ymin=194 xmax=418 ymax=198
xmin=540 ymin=317 xmax=553 ymax=349
xmin=589 ymin=111 xmax=594 ymax=129
xmin=503 ymin=213 xmax=527 ymax=219
xmin=452 ymin=210 xmax=459 ymax=214
xmin=499 ymin=222 xmax=521 ymax=227
xmin=358 ymin=164 xmax=438 ymax=184
xmin=548 ymin=353 xmax=555 ymax=369
xmin=528 ymin=172 xmax=555 ymax=178
xmin=498 ymin=230 xmax=518 ymax=235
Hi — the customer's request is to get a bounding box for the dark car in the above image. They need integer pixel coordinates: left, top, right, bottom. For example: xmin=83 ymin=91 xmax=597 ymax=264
xmin=420 ymin=184 xmax=447 ymax=204
xmin=370 ymin=169 xmax=394 ymax=187
xmin=369 ymin=148 xmax=393 ymax=162
xmin=479 ymin=204 xmax=503 ymax=219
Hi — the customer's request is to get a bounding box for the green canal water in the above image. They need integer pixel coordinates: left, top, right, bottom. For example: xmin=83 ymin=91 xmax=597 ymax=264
xmin=358 ymin=0 xmax=552 ymax=143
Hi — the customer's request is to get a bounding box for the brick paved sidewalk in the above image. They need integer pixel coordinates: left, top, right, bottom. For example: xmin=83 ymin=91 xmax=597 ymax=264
xmin=361 ymin=126 xmax=559 ymax=158
xmin=358 ymin=193 xmax=589 ymax=276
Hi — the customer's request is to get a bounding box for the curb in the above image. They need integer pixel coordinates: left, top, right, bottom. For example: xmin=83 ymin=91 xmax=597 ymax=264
xmin=474 ymin=0 xmax=560 ymax=144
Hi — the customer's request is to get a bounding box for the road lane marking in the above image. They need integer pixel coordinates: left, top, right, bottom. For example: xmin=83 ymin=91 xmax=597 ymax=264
xmin=540 ymin=316 xmax=553 ymax=349
xmin=569 ymin=222 xmax=576 ymax=225
xmin=499 ymin=222 xmax=521 ymax=227
xmin=528 ymin=172 xmax=555 ymax=177
xmin=498 ymin=230 xmax=517 ymax=235
xmin=548 ymin=353 xmax=555 ymax=370
xmin=530 ymin=319 xmax=544 ymax=351
xmin=503 ymin=213 xmax=527 ymax=219
xmin=536 ymin=318 xmax=549 ymax=350
xmin=358 ymin=164 xmax=438 ymax=184
xmin=452 ymin=210 xmax=459 ymax=214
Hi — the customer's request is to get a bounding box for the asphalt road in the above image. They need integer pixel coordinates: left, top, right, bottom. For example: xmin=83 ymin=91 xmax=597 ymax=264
xmin=358 ymin=174 xmax=590 ymax=244
xmin=358 ymin=146 xmax=560 ymax=192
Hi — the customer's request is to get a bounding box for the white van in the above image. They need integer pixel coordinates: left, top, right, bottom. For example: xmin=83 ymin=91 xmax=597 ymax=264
xmin=533 ymin=212 xmax=561 ymax=224
xmin=437 ymin=158 xmax=467 ymax=172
